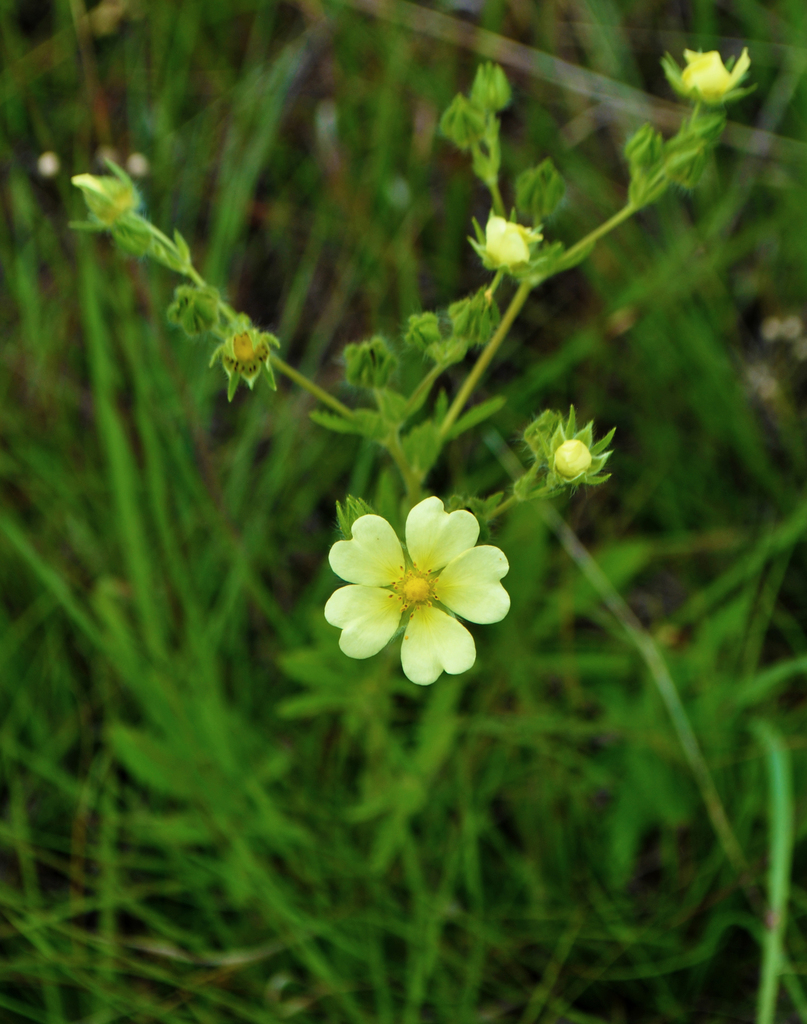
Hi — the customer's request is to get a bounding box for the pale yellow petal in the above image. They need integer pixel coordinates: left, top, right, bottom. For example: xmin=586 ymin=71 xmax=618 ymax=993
xmin=405 ymin=496 xmax=479 ymax=573
xmin=400 ymin=605 xmax=476 ymax=685
xmin=486 ymin=215 xmax=530 ymax=266
xmin=329 ymin=514 xmax=405 ymax=586
xmin=324 ymin=585 xmax=403 ymax=659
xmin=434 ymin=545 xmax=510 ymax=624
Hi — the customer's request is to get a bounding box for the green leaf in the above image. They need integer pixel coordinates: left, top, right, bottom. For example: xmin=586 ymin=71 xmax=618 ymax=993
xmin=401 ymin=419 xmax=442 ymax=475
xmin=375 ymin=388 xmax=408 ymax=423
xmin=310 ymin=409 xmax=386 ymax=440
xmin=109 ymin=724 xmax=194 ymax=798
xmin=444 ymin=395 xmax=506 ymax=441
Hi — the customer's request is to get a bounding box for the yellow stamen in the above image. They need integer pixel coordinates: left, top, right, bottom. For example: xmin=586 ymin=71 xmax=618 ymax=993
xmin=403 ymin=577 xmax=431 ymax=605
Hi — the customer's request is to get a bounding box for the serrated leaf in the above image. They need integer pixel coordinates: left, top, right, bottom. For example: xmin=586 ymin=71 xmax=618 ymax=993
xmin=309 ymin=409 xmax=385 ymax=440
xmin=401 ymin=419 xmax=442 ymax=476
xmin=375 ymin=388 xmax=408 ymax=422
xmin=444 ymin=395 xmax=506 ymax=441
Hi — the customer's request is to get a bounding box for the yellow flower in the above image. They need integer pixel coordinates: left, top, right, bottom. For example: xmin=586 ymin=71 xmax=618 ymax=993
xmin=71 ymin=172 xmax=139 ymax=226
xmin=485 ymin=215 xmax=541 ymax=269
xmin=554 ymin=439 xmax=592 ymax=479
xmin=325 ymin=497 xmax=510 ymax=685
xmin=681 ymin=48 xmax=750 ymax=103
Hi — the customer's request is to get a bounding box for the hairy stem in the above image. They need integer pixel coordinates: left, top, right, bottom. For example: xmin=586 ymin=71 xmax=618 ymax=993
xmin=386 ymin=430 xmax=423 ymax=509
xmin=440 ymin=280 xmax=532 ymax=440
xmin=269 ymin=354 xmax=355 ymax=420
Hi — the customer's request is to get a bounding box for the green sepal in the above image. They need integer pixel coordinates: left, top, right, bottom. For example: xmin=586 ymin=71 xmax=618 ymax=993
xmin=470 ymin=62 xmax=511 ymax=113
xmin=173 ymin=228 xmax=191 ymax=267
xmin=449 ymin=288 xmax=501 ymax=347
xmin=227 ymin=373 xmax=239 ymax=403
xmin=516 ymin=159 xmax=565 ymax=224
xmin=344 ymin=336 xmax=397 ymax=388
xmin=336 ymin=496 xmax=376 ymax=539
xmin=263 ymin=358 xmax=277 ymax=391
xmin=439 ymin=93 xmax=486 ymax=151
xmin=404 ymin=311 xmax=442 ymax=352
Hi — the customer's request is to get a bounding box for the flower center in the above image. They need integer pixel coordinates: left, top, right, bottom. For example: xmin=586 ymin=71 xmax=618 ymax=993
xmin=403 ymin=576 xmax=431 ymax=605
xmin=233 ymin=332 xmax=256 ymax=362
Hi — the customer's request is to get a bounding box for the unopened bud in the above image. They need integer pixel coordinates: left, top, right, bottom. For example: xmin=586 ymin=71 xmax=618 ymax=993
xmin=449 ymin=289 xmax=500 ymax=347
xmin=470 ymin=62 xmax=511 ymax=113
xmin=554 ymin=439 xmax=592 ymax=479
xmin=625 ymin=124 xmax=663 ymax=169
xmin=167 ymin=285 xmax=220 ymax=335
xmin=516 ymin=159 xmax=565 ymax=224
xmin=405 ymin=312 xmax=442 ymax=352
xmin=111 ymin=213 xmax=152 ymax=256
xmin=71 ymin=170 xmax=139 ymax=226
xmin=344 ymin=336 xmax=397 ymax=388
xmin=439 ymin=94 xmax=486 ymax=151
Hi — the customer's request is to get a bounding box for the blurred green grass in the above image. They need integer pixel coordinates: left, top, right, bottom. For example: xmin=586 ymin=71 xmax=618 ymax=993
xmin=2 ymin=0 xmax=807 ymax=1021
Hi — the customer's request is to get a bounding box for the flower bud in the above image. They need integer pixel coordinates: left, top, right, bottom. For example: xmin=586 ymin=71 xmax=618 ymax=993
xmin=344 ymin=336 xmax=397 ymax=388
xmin=662 ymin=48 xmax=751 ymax=106
xmin=484 ymin=215 xmax=540 ymax=269
xmin=449 ymin=289 xmax=500 ymax=347
xmin=516 ymin=159 xmax=565 ymax=224
xmin=111 ymin=212 xmax=153 ymax=257
xmin=167 ymin=284 xmax=220 ymax=335
xmin=470 ymin=62 xmax=512 ymax=113
xmin=71 ymin=170 xmax=139 ymax=226
xmin=439 ymin=94 xmax=486 ymax=151
xmin=554 ymin=439 xmax=592 ymax=479
xmin=682 ymin=48 xmax=750 ymax=103
xmin=405 ymin=312 xmax=442 ymax=352
xmin=624 ymin=124 xmax=663 ymax=169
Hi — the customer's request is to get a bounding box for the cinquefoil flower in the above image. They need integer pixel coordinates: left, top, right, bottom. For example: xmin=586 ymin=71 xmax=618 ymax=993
xmin=662 ymin=48 xmax=751 ymax=106
xmin=325 ymin=496 xmax=510 ymax=685
xmin=484 ymin=215 xmax=541 ymax=269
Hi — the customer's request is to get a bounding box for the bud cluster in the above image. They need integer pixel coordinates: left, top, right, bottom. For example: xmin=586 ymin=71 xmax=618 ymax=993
xmin=440 ymin=62 xmax=510 ymax=190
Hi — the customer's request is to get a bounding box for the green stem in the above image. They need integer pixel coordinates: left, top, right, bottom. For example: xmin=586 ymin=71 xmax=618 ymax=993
xmin=440 ymin=202 xmax=640 ymax=443
xmin=269 ymin=354 xmax=356 ymax=420
xmin=488 ymin=179 xmax=506 ymax=218
xmin=402 ymin=362 xmax=447 ymax=419
xmin=386 ymin=430 xmax=422 ymax=508
xmin=486 ymin=494 xmax=518 ymax=521
xmin=440 ymin=280 xmax=532 ymax=440
xmin=559 ymin=201 xmax=637 ymax=269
